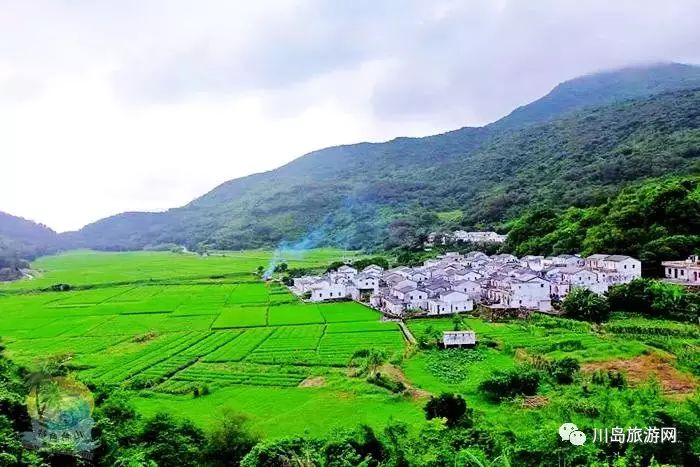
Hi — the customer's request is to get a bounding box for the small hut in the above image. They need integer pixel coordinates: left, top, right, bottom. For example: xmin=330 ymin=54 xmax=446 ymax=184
xmin=441 ymin=330 xmax=476 ymax=348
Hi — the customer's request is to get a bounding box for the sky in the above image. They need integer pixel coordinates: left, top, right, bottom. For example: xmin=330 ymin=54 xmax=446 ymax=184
xmin=1 ymin=0 xmax=699 ymax=232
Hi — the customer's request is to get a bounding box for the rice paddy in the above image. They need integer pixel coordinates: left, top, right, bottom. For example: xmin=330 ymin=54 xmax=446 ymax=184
xmin=2 ymin=249 xmax=697 ymax=439
xmin=0 ymin=249 xmax=424 ymax=436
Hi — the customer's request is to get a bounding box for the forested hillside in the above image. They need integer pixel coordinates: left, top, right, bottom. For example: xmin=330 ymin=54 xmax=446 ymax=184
xmin=504 ymin=176 xmax=700 ymax=274
xmin=0 ymin=212 xmax=59 ymax=279
xmin=6 ymin=62 xmax=688 ymax=253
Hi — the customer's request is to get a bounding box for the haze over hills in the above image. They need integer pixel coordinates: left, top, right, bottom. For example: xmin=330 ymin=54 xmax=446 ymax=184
xmin=4 ymin=63 xmax=700 ymax=257
xmin=0 ymin=212 xmax=59 ymax=278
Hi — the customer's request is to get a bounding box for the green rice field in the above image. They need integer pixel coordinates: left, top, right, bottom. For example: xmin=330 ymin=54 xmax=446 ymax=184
xmin=1 ymin=249 xmax=697 ymax=440
xmin=0 ymin=249 xmax=423 ymax=436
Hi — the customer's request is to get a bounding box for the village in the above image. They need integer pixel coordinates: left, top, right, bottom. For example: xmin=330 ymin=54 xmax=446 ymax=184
xmin=290 ymin=250 xmax=645 ymax=318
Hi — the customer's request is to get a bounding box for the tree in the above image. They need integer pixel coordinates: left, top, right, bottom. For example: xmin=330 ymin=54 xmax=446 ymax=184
xmin=452 ymin=314 xmax=465 ymax=331
xmin=352 ymin=256 xmax=390 ymax=271
xmin=417 ymin=325 xmax=443 ymax=349
xmin=423 ymin=393 xmax=470 ymax=428
xmin=608 ymin=278 xmax=700 ymax=322
xmin=139 ymin=413 xmax=206 ymax=466
xmin=561 ymin=288 xmax=610 ymax=323
xmin=325 ymin=261 xmax=345 ymax=272
xmin=203 ymin=410 xmax=259 ymax=467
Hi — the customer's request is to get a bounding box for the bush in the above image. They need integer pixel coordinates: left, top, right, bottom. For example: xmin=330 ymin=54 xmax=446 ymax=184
xmin=561 ymin=288 xmax=610 ymax=323
xmin=551 ymin=357 xmax=580 ymax=384
xmin=591 ymin=369 xmax=627 ymax=388
xmin=478 ymin=366 xmax=541 ymax=401
xmin=367 ymin=372 xmax=406 ymax=393
xmin=203 ymin=410 xmax=259 ymax=467
xmin=608 ymin=278 xmax=700 ymax=322
xmin=423 ymin=393 xmax=471 ymax=427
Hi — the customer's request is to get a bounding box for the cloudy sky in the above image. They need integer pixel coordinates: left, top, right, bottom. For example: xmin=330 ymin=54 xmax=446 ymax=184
xmin=2 ymin=0 xmax=699 ymax=232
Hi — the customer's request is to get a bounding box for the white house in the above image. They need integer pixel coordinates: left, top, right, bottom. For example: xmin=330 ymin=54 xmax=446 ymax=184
xmin=309 ymin=281 xmax=347 ymax=302
xmin=393 ymin=285 xmax=416 ymax=301
xmin=406 ymin=289 xmax=429 ymax=310
xmin=487 ymin=276 xmax=551 ymax=311
xmin=381 ymin=273 xmax=405 ymax=287
xmin=383 ymin=296 xmax=405 ymax=315
xmin=585 ymin=254 xmax=641 ymax=281
xmin=409 ymin=271 xmax=429 ymax=282
xmin=394 ymin=279 xmax=418 ymax=291
xmin=427 ymin=291 xmax=473 ymax=315
xmin=662 ymin=256 xmax=700 ymax=284
xmin=353 ymin=274 xmax=379 ymax=291
xmin=330 ymin=265 xmax=358 ymax=281
xmin=452 ymin=280 xmax=482 ymax=300
xmin=292 ymin=276 xmax=322 ymax=294
xmin=454 ymin=231 xmax=507 ymax=244
xmin=548 ymin=267 xmax=605 ymax=296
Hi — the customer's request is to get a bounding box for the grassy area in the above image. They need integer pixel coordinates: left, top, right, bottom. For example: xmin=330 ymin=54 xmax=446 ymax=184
xmin=0 ymin=248 xmax=365 ymax=291
xmin=436 ymin=209 xmax=463 ymax=222
xmin=404 ymin=313 xmax=699 ymax=433
xmin=1 ymin=249 xmax=698 ymax=444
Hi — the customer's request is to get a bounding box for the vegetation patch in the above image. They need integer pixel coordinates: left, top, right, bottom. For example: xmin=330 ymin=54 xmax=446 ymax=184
xmin=423 ymin=348 xmax=487 ymax=383
xmin=582 ymin=353 xmax=698 ymax=394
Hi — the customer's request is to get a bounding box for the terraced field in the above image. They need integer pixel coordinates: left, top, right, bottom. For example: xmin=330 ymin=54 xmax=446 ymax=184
xmin=2 ymin=250 xmax=697 ymax=442
xmin=0 ymin=249 xmax=422 ymax=436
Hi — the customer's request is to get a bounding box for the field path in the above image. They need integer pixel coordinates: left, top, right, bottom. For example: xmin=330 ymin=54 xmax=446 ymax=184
xmin=398 ymin=321 xmax=417 ymax=344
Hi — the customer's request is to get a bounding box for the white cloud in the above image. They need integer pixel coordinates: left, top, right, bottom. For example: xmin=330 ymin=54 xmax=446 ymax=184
xmin=1 ymin=0 xmax=698 ymax=231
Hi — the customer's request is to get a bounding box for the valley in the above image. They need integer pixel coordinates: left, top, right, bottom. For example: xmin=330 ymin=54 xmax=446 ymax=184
xmin=1 ymin=249 xmax=698 ymax=463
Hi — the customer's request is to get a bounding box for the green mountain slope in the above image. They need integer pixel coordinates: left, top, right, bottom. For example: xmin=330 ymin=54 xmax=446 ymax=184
xmin=0 ymin=212 xmax=59 ymax=277
xmin=69 ymin=63 xmax=700 ymax=251
xmin=493 ymin=62 xmax=700 ymax=130
xmin=504 ymin=176 xmax=700 ymax=274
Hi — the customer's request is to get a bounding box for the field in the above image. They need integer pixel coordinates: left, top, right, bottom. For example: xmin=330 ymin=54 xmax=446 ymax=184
xmin=0 ymin=249 xmax=423 ymax=437
xmin=403 ymin=313 xmax=700 ymax=434
xmin=1 ymin=250 xmax=698 ymax=442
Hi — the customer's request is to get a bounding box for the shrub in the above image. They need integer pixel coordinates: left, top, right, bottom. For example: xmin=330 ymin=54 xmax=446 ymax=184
xmin=551 ymin=357 xmax=580 ymax=384
xmin=591 ymin=369 xmax=627 ymax=388
xmin=367 ymin=372 xmax=406 ymax=393
xmin=423 ymin=393 xmax=471 ymax=427
xmin=478 ymin=366 xmax=541 ymax=401
xmin=562 ymin=288 xmax=610 ymax=323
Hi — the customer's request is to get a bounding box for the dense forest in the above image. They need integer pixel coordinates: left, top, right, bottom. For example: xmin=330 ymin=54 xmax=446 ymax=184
xmin=503 ymin=176 xmax=700 ymax=274
xmin=0 ymin=212 xmax=59 ymax=281
xmin=64 ymin=63 xmax=700 ymax=252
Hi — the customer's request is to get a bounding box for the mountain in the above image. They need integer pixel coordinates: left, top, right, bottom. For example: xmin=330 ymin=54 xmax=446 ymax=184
xmin=0 ymin=212 xmax=59 ymax=279
xmin=63 ymin=63 xmax=700 ymax=251
xmin=493 ymin=62 xmax=700 ymax=130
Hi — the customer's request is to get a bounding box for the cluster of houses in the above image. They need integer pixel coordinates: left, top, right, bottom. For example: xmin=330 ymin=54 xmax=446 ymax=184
xmin=291 ymin=251 xmax=643 ymax=316
xmin=426 ymin=230 xmax=507 ymax=246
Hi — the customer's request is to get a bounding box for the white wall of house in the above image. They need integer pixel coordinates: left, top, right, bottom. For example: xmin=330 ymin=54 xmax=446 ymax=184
xmin=453 ymin=281 xmax=481 ymax=298
xmin=310 ymin=283 xmax=347 ymax=302
xmin=384 ymin=300 xmax=405 ymax=315
xmin=664 ymin=264 xmax=700 ymax=283
xmin=427 ymin=292 xmax=473 ymax=315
